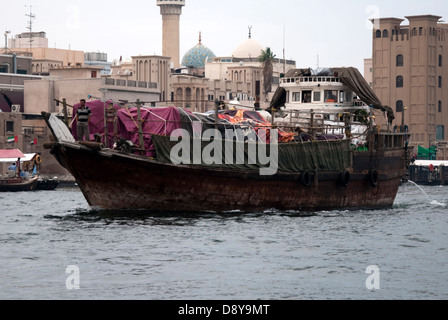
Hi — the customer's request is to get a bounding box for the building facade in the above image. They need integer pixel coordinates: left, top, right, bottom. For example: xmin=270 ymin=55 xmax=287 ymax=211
xmin=372 ymin=15 xmax=448 ymax=156
xmin=84 ymin=52 xmax=112 ymax=76
xmin=9 ymin=31 xmax=49 ymax=50
xmin=364 ymin=58 xmax=373 ymax=87
xmin=0 ymin=54 xmax=41 ymax=113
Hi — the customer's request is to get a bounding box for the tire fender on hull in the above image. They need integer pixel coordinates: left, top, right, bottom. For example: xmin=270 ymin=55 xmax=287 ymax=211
xmin=300 ymin=171 xmax=312 ymax=187
xmin=369 ymin=170 xmax=379 ymax=187
xmin=339 ymin=170 xmax=351 ymax=187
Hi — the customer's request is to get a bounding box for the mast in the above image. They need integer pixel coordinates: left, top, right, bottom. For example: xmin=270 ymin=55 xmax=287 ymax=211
xmin=283 ymin=23 xmax=286 ymax=75
xmin=25 ymin=4 xmax=35 ymax=52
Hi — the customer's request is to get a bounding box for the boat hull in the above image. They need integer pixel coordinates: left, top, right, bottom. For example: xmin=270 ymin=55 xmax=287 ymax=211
xmin=36 ymin=179 xmax=60 ymax=191
xmin=49 ymin=142 xmax=406 ymax=212
xmin=0 ymin=177 xmax=39 ymax=192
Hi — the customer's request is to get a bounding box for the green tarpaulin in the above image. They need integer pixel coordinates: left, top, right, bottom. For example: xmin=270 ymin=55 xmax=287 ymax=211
xmin=152 ymin=134 xmax=351 ymax=173
xmin=418 ymin=145 xmax=437 ymax=160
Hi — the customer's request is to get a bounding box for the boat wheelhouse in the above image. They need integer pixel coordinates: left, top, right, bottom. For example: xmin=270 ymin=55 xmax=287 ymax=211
xmin=280 ymin=68 xmax=369 ymax=113
xmin=270 ymin=67 xmax=393 ymax=147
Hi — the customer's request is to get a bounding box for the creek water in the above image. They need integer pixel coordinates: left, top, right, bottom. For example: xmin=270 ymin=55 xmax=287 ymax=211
xmin=0 ymin=183 xmax=447 ymax=300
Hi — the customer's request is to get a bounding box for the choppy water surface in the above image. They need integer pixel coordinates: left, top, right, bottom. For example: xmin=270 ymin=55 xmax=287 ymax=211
xmin=0 ymin=183 xmax=447 ymax=300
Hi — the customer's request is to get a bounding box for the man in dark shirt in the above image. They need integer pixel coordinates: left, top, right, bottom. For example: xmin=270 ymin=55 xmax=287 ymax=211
xmin=76 ymin=99 xmax=92 ymax=141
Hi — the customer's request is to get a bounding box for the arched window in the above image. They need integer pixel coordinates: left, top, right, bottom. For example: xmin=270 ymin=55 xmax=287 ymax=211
xmin=411 ymin=27 xmax=417 ymax=36
xmin=439 ymin=76 xmax=442 ymax=88
xmin=396 ymin=76 xmax=404 ymax=88
xmin=185 ymin=88 xmax=192 ymax=108
xmin=439 ymin=55 xmax=443 ymax=67
xmin=396 ymin=54 xmax=404 ymax=67
xmin=396 ymin=100 xmax=404 ymax=112
xmin=376 ymin=30 xmax=381 ymax=38
xmin=439 ymin=100 xmax=442 ymax=113
xmin=437 ymin=125 xmax=445 ymax=140
xmin=383 ymin=30 xmax=389 ymax=38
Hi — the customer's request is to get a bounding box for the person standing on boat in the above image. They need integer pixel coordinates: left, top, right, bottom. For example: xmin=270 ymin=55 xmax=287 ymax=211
xmin=76 ymin=99 xmax=92 ymax=141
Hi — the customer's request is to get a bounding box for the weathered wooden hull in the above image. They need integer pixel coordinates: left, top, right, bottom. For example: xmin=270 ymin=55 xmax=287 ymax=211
xmin=48 ymin=141 xmax=407 ymax=212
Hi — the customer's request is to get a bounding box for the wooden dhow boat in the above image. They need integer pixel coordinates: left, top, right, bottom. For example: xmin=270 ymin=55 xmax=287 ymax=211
xmin=42 ymin=67 xmax=412 ymax=213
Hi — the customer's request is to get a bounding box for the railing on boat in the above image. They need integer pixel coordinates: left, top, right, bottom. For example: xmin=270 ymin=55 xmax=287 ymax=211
xmin=271 ymin=109 xmax=371 ymax=145
xmin=281 ymin=76 xmax=341 ymax=84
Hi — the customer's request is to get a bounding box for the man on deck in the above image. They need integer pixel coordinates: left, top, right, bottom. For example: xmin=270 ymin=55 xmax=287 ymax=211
xmin=76 ymin=99 xmax=92 ymax=141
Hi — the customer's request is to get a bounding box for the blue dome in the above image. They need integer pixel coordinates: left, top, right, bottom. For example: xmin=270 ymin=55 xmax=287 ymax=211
xmin=182 ymin=39 xmax=216 ymax=69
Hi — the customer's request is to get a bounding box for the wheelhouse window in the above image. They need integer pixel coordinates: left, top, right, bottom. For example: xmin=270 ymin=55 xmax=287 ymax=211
xmin=324 ymin=90 xmax=338 ymax=103
xmin=344 ymin=91 xmax=353 ymax=102
xmin=396 ymin=76 xmax=404 ymax=88
xmin=292 ymin=92 xmax=301 ymax=102
xmin=302 ymin=91 xmax=312 ymax=103
xmin=396 ymin=54 xmax=404 ymax=67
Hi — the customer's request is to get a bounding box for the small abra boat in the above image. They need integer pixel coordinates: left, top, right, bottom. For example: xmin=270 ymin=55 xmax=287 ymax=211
xmin=0 ymin=176 xmax=39 ymax=192
xmin=0 ymin=149 xmax=39 ymax=192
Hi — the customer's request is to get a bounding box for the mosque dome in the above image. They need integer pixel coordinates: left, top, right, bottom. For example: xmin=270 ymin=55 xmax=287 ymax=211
xmin=182 ymin=33 xmax=216 ymax=69
xmin=232 ymin=38 xmax=264 ymax=59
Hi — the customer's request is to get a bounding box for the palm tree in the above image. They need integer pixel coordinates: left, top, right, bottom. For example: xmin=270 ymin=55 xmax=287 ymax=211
xmin=258 ymin=47 xmax=276 ymax=102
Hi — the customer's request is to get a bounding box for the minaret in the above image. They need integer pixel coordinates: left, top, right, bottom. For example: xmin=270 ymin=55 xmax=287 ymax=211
xmin=157 ymin=0 xmax=185 ymax=69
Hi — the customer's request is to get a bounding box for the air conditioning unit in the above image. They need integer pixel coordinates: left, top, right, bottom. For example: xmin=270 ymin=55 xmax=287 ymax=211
xmin=11 ymin=105 xmax=21 ymax=113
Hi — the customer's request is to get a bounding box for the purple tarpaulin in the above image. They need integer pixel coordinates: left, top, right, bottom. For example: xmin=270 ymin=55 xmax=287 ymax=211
xmin=117 ymin=106 xmax=183 ymax=157
xmin=71 ymin=101 xmax=190 ymax=157
xmin=71 ymin=100 xmax=121 ymax=148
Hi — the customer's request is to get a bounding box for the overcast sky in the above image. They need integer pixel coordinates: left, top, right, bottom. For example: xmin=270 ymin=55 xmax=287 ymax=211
xmin=2 ymin=0 xmax=447 ymax=72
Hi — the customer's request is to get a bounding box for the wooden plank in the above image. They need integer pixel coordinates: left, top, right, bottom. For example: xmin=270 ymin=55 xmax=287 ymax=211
xmin=47 ymin=114 xmax=76 ymax=143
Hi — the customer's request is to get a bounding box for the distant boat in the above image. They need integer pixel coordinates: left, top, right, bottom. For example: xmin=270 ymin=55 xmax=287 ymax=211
xmin=36 ymin=178 xmax=60 ymax=191
xmin=0 ymin=149 xmax=39 ymax=192
xmin=42 ymin=67 xmax=412 ymax=212
xmin=408 ymin=160 xmax=448 ymax=186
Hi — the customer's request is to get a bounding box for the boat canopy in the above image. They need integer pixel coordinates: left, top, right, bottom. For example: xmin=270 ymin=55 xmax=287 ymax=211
xmin=0 ymin=149 xmax=26 ymax=161
xmin=270 ymin=67 xmax=395 ymax=123
xmin=0 ymin=153 xmax=38 ymax=163
xmin=413 ymin=160 xmax=448 ymax=167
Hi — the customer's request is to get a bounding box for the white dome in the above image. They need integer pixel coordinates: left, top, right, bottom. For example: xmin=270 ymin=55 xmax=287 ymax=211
xmin=232 ymin=38 xmax=264 ymax=59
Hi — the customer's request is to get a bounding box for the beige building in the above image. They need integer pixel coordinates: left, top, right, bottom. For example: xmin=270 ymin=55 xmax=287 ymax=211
xmin=5 ymin=32 xmax=85 ymax=76
xmin=0 ymin=112 xmax=23 ymax=150
xmin=372 ymin=15 xmax=448 ymax=156
xmin=24 ymin=67 xmax=161 ymax=115
xmin=364 ymin=58 xmax=373 ymax=87
xmin=9 ymin=31 xmax=49 ymax=50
